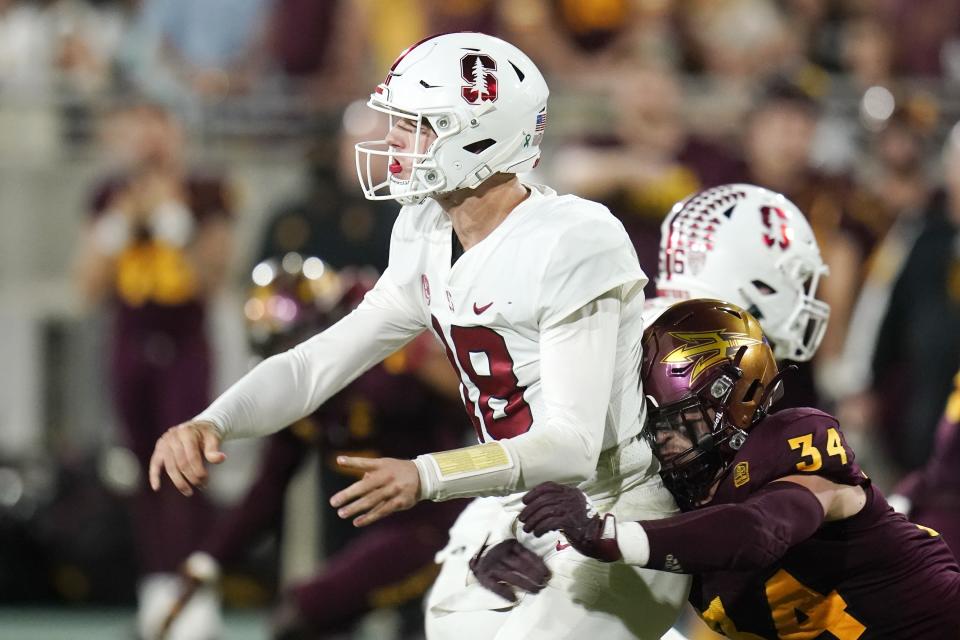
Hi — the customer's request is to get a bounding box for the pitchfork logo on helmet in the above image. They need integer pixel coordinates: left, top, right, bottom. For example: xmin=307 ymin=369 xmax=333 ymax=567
xmin=642 ymin=299 xmax=783 ymax=509
xmin=663 ymin=330 xmax=762 ymax=383
xmin=355 ymin=32 xmax=549 ymax=206
xmin=656 ymin=184 xmax=830 ymax=362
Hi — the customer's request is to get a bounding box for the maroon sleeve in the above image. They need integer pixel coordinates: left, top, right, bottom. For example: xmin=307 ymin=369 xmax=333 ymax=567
xmin=639 ymin=481 xmax=825 ymax=573
xmin=199 ymin=428 xmax=308 ymax=564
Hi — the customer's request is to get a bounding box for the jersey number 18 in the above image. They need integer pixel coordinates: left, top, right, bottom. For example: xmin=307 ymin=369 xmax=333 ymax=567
xmin=432 ymin=317 xmax=533 ymax=441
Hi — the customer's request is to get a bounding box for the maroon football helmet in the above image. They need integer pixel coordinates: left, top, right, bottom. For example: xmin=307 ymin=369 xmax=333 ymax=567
xmin=641 ymin=299 xmax=782 ymax=508
xmin=244 ymin=253 xmax=377 ymax=358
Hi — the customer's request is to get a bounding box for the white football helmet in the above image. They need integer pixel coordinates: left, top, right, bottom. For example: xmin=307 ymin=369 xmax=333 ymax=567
xmin=656 ymin=184 xmax=830 ymax=362
xmin=355 ymin=32 xmax=549 ymax=205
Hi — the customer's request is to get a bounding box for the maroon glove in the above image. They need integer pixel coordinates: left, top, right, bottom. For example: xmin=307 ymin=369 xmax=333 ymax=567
xmin=520 ymin=481 xmax=622 ymax=562
xmin=468 ymin=539 xmax=551 ymax=602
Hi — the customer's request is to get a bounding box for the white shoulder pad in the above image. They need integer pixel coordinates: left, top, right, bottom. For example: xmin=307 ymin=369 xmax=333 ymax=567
xmin=536 ymin=197 xmax=647 ymax=327
xmin=384 ymin=201 xmax=443 ymax=286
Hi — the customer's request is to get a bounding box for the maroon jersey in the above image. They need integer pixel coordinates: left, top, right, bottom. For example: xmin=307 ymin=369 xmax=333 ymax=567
xmin=89 ymin=172 xmax=232 ymax=573
xmin=690 ymin=408 xmax=960 ymax=639
xmin=90 ymin=174 xmax=231 ymax=341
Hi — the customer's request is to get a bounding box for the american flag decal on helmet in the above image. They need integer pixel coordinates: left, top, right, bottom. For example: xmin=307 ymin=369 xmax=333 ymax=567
xmin=535 ymin=108 xmax=547 ymax=133
xmin=531 ymin=108 xmax=547 ymax=146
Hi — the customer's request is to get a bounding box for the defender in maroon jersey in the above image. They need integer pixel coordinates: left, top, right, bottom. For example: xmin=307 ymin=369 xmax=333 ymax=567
xmin=172 ymin=257 xmax=467 ymax=639
xmin=519 ymin=299 xmax=960 ymax=639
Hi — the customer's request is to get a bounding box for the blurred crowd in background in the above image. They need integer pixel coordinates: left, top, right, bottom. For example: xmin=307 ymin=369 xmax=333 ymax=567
xmin=1 ymin=0 xmax=960 ymax=637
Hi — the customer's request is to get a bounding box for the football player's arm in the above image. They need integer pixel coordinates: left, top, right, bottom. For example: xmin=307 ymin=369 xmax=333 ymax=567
xmin=521 ymin=479 xmax=828 ymax=572
xmin=149 ymin=271 xmax=425 ymax=494
xmin=184 ymin=209 xmax=233 ymax=295
xmin=619 ymin=476 xmax=864 ymax=572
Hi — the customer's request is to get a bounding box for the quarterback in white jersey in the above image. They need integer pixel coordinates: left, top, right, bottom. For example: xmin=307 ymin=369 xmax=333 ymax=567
xmin=148 ymin=32 xmax=688 ymax=639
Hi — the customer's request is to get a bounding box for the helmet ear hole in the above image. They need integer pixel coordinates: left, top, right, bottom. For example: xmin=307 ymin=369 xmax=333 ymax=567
xmin=463 ymin=138 xmax=496 ymax=154
xmin=751 ymin=280 xmax=777 ymax=295
xmin=741 ymin=379 xmax=761 ymax=403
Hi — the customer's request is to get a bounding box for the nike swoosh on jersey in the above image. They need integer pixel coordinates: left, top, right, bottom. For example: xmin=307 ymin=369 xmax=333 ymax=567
xmin=473 ymin=301 xmax=494 ymax=314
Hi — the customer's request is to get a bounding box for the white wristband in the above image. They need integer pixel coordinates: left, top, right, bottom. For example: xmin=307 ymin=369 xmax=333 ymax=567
xmin=92 ymin=209 xmax=132 ymax=256
xmin=616 ymin=521 xmax=651 ymax=566
xmin=414 ymin=441 xmax=517 ymax=501
xmin=150 ymin=201 xmax=195 ymax=248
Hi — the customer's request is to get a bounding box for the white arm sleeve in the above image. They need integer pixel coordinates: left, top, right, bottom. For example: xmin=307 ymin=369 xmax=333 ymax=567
xmin=196 ymin=269 xmax=425 ymax=440
xmin=505 ymin=292 xmax=620 ymax=486
xmin=415 ymin=292 xmax=620 ymax=499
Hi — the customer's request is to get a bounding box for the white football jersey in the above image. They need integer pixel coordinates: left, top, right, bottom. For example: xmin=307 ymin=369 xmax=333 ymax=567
xmin=381 ymin=182 xmax=649 ymax=455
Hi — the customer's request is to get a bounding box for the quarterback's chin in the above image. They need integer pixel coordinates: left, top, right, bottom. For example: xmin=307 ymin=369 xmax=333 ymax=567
xmin=389 ymin=176 xmax=419 ymax=202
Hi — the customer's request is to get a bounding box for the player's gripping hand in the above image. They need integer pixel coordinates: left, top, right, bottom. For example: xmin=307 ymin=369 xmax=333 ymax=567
xmin=149 ymin=420 xmax=226 ymax=496
xmin=520 ymin=481 xmax=622 ymax=562
xmin=469 ymin=539 xmax=551 ymax=603
xmin=329 ymin=456 xmax=420 ymax=527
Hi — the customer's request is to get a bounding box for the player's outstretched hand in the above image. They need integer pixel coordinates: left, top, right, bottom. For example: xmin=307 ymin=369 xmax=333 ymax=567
xmin=469 ymin=539 xmax=551 ymax=602
xmin=329 ymin=456 xmax=420 ymax=527
xmin=149 ymin=420 xmax=226 ymax=496
xmin=520 ymin=481 xmax=622 ymax=562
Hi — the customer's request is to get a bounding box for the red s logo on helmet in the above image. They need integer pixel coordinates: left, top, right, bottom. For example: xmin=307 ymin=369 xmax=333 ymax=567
xmin=461 ymin=54 xmax=498 ymax=104
xmin=760 ymin=206 xmax=792 ymax=250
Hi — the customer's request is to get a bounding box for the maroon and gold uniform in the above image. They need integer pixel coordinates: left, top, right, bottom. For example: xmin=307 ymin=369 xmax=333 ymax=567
xmin=684 ymin=408 xmax=960 ymax=639
xmin=90 ymin=175 xmax=231 ymax=574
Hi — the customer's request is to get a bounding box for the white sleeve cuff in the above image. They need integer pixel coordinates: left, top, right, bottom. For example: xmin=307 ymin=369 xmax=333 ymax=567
xmin=191 ymin=411 xmax=227 ymax=439
xmin=616 ymin=520 xmax=651 ymax=566
xmin=413 ymin=456 xmax=436 ymax=501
